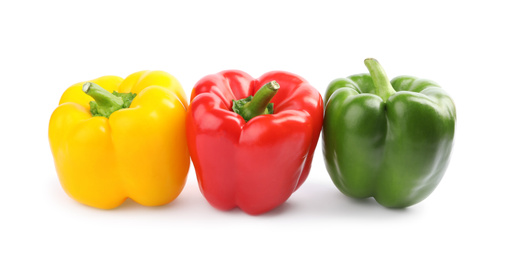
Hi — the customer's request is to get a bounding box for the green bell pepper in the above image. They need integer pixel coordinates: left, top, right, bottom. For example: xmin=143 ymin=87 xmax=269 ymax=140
xmin=322 ymin=58 xmax=456 ymax=208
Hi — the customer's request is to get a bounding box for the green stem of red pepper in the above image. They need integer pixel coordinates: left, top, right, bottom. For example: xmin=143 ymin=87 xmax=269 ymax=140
xmin=232 ymin=81 xmax=279 ymax=122
xmin=364 ymin=58 xmax=396 ymax=102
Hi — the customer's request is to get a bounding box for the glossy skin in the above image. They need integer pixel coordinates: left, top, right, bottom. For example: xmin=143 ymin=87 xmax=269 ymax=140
xmin=49 ymin=71 xmax=189 ymax=209
xmin=323 ymin=74 xmax=456 ymax=208
xmin=187 ymin=70 xmax=323 ymax=215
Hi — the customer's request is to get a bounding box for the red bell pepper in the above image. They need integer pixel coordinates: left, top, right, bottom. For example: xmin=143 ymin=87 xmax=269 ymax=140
xmin=186 ymin=70 xmax=323 ymax=215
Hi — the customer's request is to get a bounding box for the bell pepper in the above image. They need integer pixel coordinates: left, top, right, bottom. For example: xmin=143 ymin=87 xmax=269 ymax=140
xmin=186 ymin=70 xmax=323 ymax=215
xmin=49 ymin=71 xmax=190 ymax=209
xmin=322 ymin=59 xmax=456 ymax=208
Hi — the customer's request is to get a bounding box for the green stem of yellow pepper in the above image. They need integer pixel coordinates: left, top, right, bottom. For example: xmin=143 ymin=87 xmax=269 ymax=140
xmin=83 ymin=82 xmax=124 ymax=118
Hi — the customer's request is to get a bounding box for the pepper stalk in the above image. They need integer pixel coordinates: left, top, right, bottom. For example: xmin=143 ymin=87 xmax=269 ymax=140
xmin=364 ymin=58 xmax=397 ymax=102
xmin=83 ymin=82 xmax=136 ymax=118
xmin=232 ymin=81 xmax=279 ymax=122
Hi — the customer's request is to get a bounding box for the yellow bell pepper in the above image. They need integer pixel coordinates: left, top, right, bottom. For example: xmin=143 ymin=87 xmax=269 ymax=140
xmin=49 ymin=71 xmax=190 ymax=209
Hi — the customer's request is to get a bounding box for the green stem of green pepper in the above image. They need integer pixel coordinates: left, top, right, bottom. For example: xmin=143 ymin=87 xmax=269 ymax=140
xmin=83 ymin=82 xmax=124 ymax=117
xmin=364 ymin=58 xmax=396 ymax=102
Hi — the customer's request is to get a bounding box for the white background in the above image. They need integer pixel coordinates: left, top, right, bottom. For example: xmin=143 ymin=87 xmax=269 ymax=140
xmin=1 ymin=0 xmax=506 ymax=259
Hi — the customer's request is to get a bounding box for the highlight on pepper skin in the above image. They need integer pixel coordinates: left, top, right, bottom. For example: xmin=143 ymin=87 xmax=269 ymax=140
xmin=48 ymin=71 xmax=190 ymax=209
